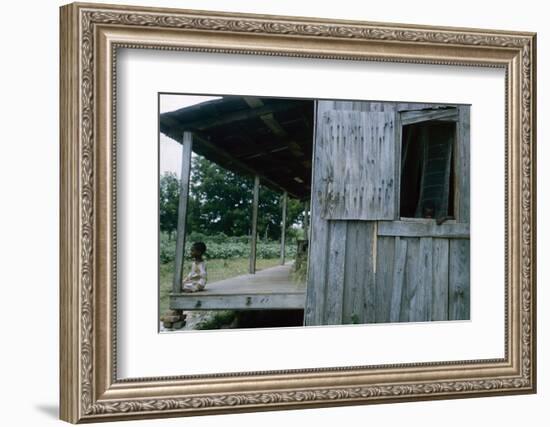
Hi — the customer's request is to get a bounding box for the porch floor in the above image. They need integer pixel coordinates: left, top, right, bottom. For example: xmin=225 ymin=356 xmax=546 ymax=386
xmin=169 ymin=263 xmax=306 ymax=311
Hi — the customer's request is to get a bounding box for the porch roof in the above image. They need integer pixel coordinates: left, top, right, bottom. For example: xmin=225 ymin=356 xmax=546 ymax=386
xmin=160 ymin=96 xmax=314 ymax=199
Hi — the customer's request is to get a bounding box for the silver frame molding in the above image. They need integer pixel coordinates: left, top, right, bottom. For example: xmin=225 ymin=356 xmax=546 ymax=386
xmin=60 ymin=2 xmax=536 ymax=423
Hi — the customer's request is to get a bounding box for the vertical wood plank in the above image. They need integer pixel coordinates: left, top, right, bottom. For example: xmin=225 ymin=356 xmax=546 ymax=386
xmin=415 ymin=237 xmax=433 ymax=321
xmin=173 ymin=132 xmax=193 ymax=293
xmin=325 ymin=221 xmax=347 ymax=325
xmin=305 ymin=100 xmax=329 ymax=325
xmin=303 ymin=199 xmax=310 ymax=240
xmin=449 ymin=239 xmax=470 ymax=320
xmin=319 ymin=110 xmax=396 ymax=220
xmin=389 ymin=237 xmax=408 ymax=322
xmin=375 ymin=236 xmax=395 ymax=322
xmin=457 ymin=106 xmax=470 ymax=223
xmin=280 ymin=191 xmax=287 ymax=265
xmin=306 ymin=100 xmax=406 ymax=326
xmin=402 ymin=238 xmax=418 ymax=322
xmin=342 ymin=221 xmax=376 ymax=324
xmin=381 ymin=111 xmax=397 ymax=219
xmin=395 ymin=112 xmax=403 ymax=217
xmin=431 ymin=238 xmax=449 ymax=321
xmin=249 ymin=175 xmax=260 ymax=274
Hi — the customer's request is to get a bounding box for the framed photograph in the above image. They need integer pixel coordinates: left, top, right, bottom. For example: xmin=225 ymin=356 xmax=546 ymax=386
xmin=60 ymin=2 xmax=537 ymax=423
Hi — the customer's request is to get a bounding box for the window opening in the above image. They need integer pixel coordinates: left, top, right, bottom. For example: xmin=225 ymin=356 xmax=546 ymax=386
xmin=399 ymin=120 xmax=455 ymax=220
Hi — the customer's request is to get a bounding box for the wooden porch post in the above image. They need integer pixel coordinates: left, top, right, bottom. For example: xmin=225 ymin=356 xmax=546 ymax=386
xmin=249 ymin=175 xmax=260 ymax=274
xmin=173 ymin=131 xmax=193 ymax=294
xmin=280 ymin=191 xmax=287 ymax=265
xmin=303 ymin=199 xmax=310 ymax=240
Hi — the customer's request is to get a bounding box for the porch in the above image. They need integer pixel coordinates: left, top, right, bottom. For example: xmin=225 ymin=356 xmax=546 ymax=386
xmin=169 ymin=263 xmax=306 ymax=311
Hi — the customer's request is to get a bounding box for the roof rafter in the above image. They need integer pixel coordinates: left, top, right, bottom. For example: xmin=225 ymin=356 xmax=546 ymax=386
xmin=168 ymin=99 xmax=304 ymax=131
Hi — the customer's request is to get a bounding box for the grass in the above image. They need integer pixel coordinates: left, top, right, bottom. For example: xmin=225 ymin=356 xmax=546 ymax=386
xmin=159 ymin=257 xmax=283 ymax=316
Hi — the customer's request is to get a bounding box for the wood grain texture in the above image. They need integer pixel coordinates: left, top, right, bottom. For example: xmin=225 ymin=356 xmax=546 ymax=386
xmin=280 ymin=191 xmax=287 ymax=265
xmin=400 ymin=108 xmax=459 ymax=125
xmin=389 ymin=237 xmax=408 ymax=322
xmin=343 ymin=221 xmax=376 ymax=324
xmin=377 ymin=220 xmax=469 ymax=238
xmin=249 ymin=175 xmax=260 ymax=274
xmin=375 ymin=236 xmax=395 ymax=322
xmin=457 ymin=105 xmax=471 ymax=223
xmin=318 ymin=110 xmax=396 ymax=220
xmin=308 ymin=100 xmax=470 ymax=326
xmin=304 ymin=101 xmax=328 ymax=326
xmin=449 ymin=238 xmax=471 ymax=320
xmin=413 ymin=237 xmax=433 ymax=321
xmin=324 ymin=221 xmax=347 ymax=324
xmin=171 ymin=293 xmax=305 ymax=310
xmin=173 ymin=132 xmax=193 ymax=293
xmin=431 ymin=238 xmax=450 ymax=321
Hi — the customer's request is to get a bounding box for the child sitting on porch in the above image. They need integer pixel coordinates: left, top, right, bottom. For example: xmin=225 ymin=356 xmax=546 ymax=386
xmin=181 ymin=242 xmax=207 ymax=293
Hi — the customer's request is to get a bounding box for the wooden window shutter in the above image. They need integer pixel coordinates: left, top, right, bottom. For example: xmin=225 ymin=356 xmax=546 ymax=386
xmin=316 ymin=110 xmax=396 ymax=220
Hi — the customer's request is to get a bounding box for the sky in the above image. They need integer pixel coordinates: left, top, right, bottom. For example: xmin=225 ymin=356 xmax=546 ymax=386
xmin=159 ymin=94 xmax=221 ymax=178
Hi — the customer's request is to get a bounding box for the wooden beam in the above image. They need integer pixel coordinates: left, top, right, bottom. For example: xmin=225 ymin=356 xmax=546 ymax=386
xmin=173 ymin=132 xmax=193 ymax=293
xmin=400 ymin=108 xmax=459 ymax=126
xmin=260 ymin=113 xmax=304 ymax=156
xmin=170 ymin=291 xmax=305 ymax=311
xmin=168 ymin=100 xmax=303 ymax=131
xmin=377 ymin=220 xmax=470 ymax=238
xmin=243 ymin=98 xmax=304 ymax=157
xmin=303 ymin=199 xmax=310 ymax=240
xmin=190 ymin=132 xmax=301 ymax=198
xmin=249 ymin=175 xmax=260 ymax=274
xmin=457 ymin=105 xmax=470 ymax=223
xmin=280 ymin=191 xmax=288 ymax=265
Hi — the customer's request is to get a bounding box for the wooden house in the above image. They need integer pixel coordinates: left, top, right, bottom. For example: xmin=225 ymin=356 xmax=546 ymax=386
xmin=160 ymin=97 xmax=470 ymax=326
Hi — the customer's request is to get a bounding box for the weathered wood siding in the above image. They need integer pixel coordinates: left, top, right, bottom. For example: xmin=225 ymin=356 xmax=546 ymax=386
xmin=372 ymin=230 xmax=469 ymax=323
xmin=305 ymin=101 xmax=470 ymax=326
xmin=305 ymin=100 xmax=396 ymax=325
xmin=318 ymin=110 xmax=396 ymax=220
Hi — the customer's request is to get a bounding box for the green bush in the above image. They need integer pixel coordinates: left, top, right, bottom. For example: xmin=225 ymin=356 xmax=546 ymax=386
xmin=159 ymin=232 xmax=296 ymax=263
xmin=196 ymin=311 xmax=236 ymax=330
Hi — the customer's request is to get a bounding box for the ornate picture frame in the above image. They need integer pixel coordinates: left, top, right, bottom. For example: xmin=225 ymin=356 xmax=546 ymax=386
xmin=60 ymin=2 xmax=536 ymax=423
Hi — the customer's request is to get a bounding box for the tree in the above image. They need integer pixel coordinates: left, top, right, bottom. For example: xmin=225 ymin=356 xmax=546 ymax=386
xmin=189 ymin=155 xmax=253 ymax=236
xmin=159 ymin=155 xmax=305 ymax=241
xmin=257 ymin=187 xmax=304 ymax=241
xmin=159 ymin=172 xmax=180 ymax=238
xmin=189 ymin=155 xmax=305 ymax=240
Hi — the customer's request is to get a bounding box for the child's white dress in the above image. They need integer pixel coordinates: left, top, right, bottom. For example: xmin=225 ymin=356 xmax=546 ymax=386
xmin=181 ymin=260 xmax=207 ymax=292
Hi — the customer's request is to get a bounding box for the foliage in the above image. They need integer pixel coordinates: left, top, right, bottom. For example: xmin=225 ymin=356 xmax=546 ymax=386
xmin=159 ymin=154 xmax=307 ymax=240
xmin=292 ymin=259 xmax=308 ymax=286
xmin=159 ymin=232 xmax=296 ymax=264
xmin=188 ymin=155 xmax=253 ymax=237
xmin=159 ymin=172 xmax=180 ymax=237
xmin=195 ymin=311 xmax=237 ymax=330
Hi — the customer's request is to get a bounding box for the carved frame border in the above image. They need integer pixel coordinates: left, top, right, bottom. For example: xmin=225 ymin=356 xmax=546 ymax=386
xmin=60 ymin=2 xmax=536 ymax=423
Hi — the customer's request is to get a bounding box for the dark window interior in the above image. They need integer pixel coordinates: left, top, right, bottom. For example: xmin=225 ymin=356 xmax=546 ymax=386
xmin=399 ymin=120 xmax=456 ymax=219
